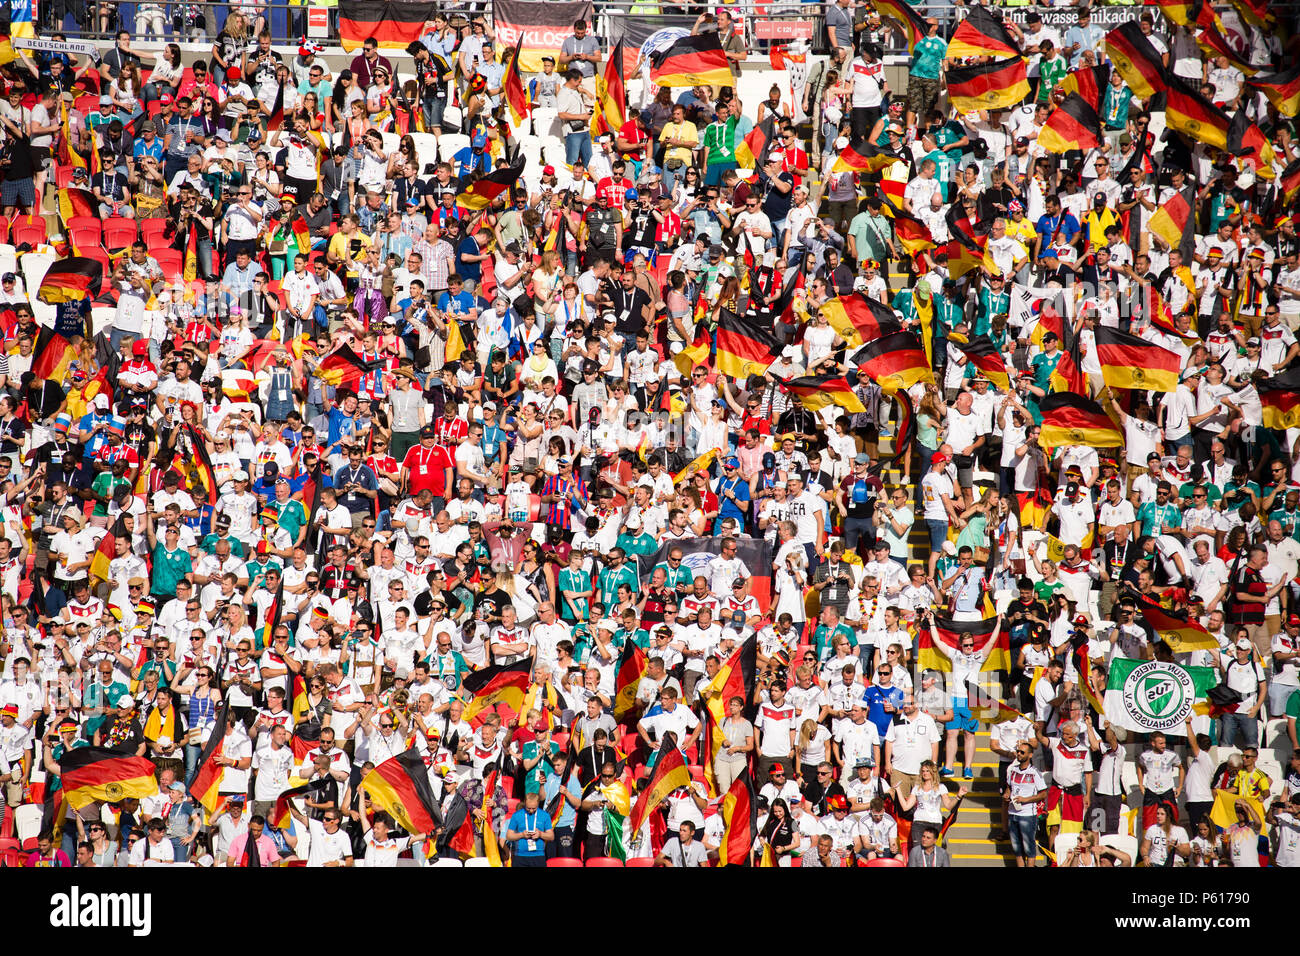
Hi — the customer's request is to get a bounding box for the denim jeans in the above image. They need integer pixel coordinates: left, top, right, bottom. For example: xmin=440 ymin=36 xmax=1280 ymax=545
xmin=925 ymin=518 xmax=949 ymax=553
xmin=1218 ymin=712 xmax=1258 ymax=749
xmin=565 ymin=131 xmax=592 ymax=167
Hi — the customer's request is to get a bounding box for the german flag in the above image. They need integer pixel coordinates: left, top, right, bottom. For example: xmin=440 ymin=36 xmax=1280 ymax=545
xmin=944 ymin=204 xmax=988 ymax=279
xmin=337 ymin=0 xmax=433 ymax=52
xmin=259 ymin=586 xmax=283 ymax=651
xmin=37 ymin=257 xmax=103 ymax=303
xmin=1165 ymin=78 xmax=1230 ymax=149
xmin=832 ymin=137 xmax=902 ymax=175
xmin=1196 ymin=24 xmax=1258 ymax=77
xmin=187 ymin=424 xmax=219 ymax=506
xmin=1258 ymin=367 xmax=1300 ymax=430
xmin=715 ymin=308 xmax=779 ymax=379
xmin=1072 ymin=642 xmax=1107 ymax=717
xmin=1057 ymin=63 xmax=1110 ymax=112
xmin=1017 ymin=486 xmax=1053 ymax=532
xmin=700 ymin=635 xmax=757 ymax=796
xmin=58 ymin=98 xmax=87 ymax=170
xmin=58 ymin=748 xmax=160 ymax=810
xmin=1093 ymin=325 xmax=1181 ymax=392
xmin=625 ymin=740 xmax=692 ymax=839
xmin=1039 ymin=93 xmax=1103 ymax=154
xmin=57 ymin=186 xmax=96 ymax=227
xmin=292 ymin=215 xmax=311 ymax=255
xmin=820 ymin=291 xmax=901 ymax=346
xmin=966 ymin=680 xmax=1030 ymax=725
xmin=1248 ymin=65 xmax=1300 ymax=119
xmin=928 ymin=615 xmax=1010 ymax=672
xmin=1135 ymin=595 xmax=1219 ymax=653
xmin=851 ymin=330 xmax=933 ymax=396
xmin=1038 ymin=393 xmax=1123 ymax=449
xmin=1105 ymin=22 xmax=1167 ymax=99
xmin=951 ymin=335 xmax=1010 ymax=390
xmin=593 ymin=38 xmax=626 ymax=136
xmin=188 ymin=703 xmax=230 ymax=814
xmin=945 ymin=57 xmax=1029 ymax=114
xmin=1226 ymin=111 xmax=1277 ymax=179
xmin=1283 ymin=159 xmax=1300 ymax=206
xmin=649 ymin=33 xmax=732 ymax=88
xmin=461 ymin=659 xmax=531 ymax=721
xmin=735 ymin=118 xmax=772 ymax=170
xmin=947 ymin=6 xmax=1022 ymax=59
xmin=31 ymin=326 xmax=78 ymax=382
xmin=456 ymin=160 xmax=525 ymax=211
xmin=781 ymin=373 xmax=867 ymax=414
xmin=613 ymin=640 xmax=646 ymax=720
xmin=718 ymin=766 xmax=758 ymax=866
xmin=1156 ymin=0 xmax=1221 ymax=29
xmin=872 ymin=0 xmax=928 ymax=52
xmin=502 ymin=42 xmax=530 ymax=128
xmin=316 ymin=343 xmax=384 ymax=389
xmin=1228 ymin=0 xmax=1273 ymax=30
xmin=361 ymin=748 xmax=444 ymax=835
xmin=290 ymin=722 xmax=321 ymax=766
xmin=1148 ymin=184 xmax=1197 ymax=260
xmin=89 ymin=529 xmax=114 ymax=585
xmin=271 ymin=784 xmax=312 ymax=831
xmin=878 ymin=193 xmax=935 ymax=257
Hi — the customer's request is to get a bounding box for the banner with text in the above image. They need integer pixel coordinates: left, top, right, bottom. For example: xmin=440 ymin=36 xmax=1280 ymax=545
xmin=493 ymin=0 xmax=595 ymax=73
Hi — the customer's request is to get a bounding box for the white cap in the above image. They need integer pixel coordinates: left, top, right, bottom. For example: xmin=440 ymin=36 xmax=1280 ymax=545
xmin=834 ymin=135 xmax=849 ymax=150
xmin=232 ymin=469 xmax=248 ymax=481
xmin=117 ymin=694 xmax=136 ymax=708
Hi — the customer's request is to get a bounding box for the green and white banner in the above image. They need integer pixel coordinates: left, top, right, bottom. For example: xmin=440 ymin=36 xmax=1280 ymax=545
xmin=1102 ymin=658 xmax=1217 ymax=733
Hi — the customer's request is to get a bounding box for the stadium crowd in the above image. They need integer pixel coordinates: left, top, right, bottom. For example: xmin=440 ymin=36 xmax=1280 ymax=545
xmin=0 ymin=0 xmax=1297 ymax=870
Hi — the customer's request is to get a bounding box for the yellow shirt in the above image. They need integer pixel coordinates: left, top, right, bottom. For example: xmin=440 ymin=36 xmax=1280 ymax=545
xmin=1085 ymin=208 xmax=1118 ymax=254
xmin=327 ymin=231 xmax=373 ymax=279
xmin=659 ymin=121 xmax=699 ymax=166
xmin=1007 ymin=216 xmax=1036 ymax=248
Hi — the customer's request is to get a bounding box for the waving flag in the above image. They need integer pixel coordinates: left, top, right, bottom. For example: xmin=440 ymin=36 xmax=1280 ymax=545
xmin=1105 ymin=22 xmax=1167 ymax=99
xmin=502 ymin=42 xmax=530 ymax=128
xmin=945 ymin=57 xmax=1029 ymax=113
xmin=851 ymin=330 xmax=933 ymax=395
xmin=715 ymin=308 xmax=779 ymax=379
xmin=1247 ymin=65 xmax=1300 ymax=118
xmin=650 ymin=33 xmax=732 ymax=87
xmin=872 ymin=0 xmax=928 ymax=52
xmin=718 ymin=767 xmax=758 ymax=865
xmin=1164 ymin=77 xmax=1231 ymax=149
xmin=58 ymin=749 xmax=160 ymax=810
xmin=820 ymin=291 xmax=901 ymax=346
xmin=361 ymin=748 xmax=444 ymax=835
xmin=1038 ymin=393 xmax=1123 ymax=449
xmin=456 ymin=160 xmax=526 ymax=211
xmin=948 ymin=7 xmax=1021 ymax=59
xmin=1148 ymin=184 xmax=1197 ymax=260
xmin=1057 ymin=63 xmax=1111 ymax=112
xmin=1039 ymin=93 xmax=1103 ymax=154
xmin=949 ymin=334 xmax=1010 ymax=390
xmin=1093 ymin=325 xmax=1181 ymax=392
xmin=781 ymin=373 xmax=867 ymax=414
xmin=1135 ymin=596 xmax=1219 ymax=653
xmin=832 ymin=137 xmax=902 ymax=175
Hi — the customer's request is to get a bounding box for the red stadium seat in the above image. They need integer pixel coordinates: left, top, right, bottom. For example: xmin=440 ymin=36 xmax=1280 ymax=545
xmin=863 ymin=857 xmax=905 ymax=867
xmin=66 ymin=215 xmax=99 ymax=233
xmin=0 ymin=215 xmax=9 ymax=243
xmin=54 ymin=164 xmax=74 ymax=189
xmin=154 ymin=248 xmax=184 ymax=281
xmin=546 ymin=857 xmax=583 ymax=867
xmin=11 ymin=222 xmax=46 ymax=249
xmin=69 ymin=224 xmax=101 ymax=253
xmin=74 ymin=95 xmax=98 ymax=117
xmin=139 ymin=218 xmax=170 ymax=247
xmin=624 ymin=856 xmax=655 ymax=867
xmin=102 ymin=219 xmax=138 ymax=251
xmin=584 ymin=856 xmax=624 ymax=867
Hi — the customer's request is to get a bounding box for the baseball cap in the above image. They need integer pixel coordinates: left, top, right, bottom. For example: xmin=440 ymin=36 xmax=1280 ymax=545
xmin=931 ymin=452 xmax=949 ymax=464
xmin=854 ymin=452 xmax=870 ymax=465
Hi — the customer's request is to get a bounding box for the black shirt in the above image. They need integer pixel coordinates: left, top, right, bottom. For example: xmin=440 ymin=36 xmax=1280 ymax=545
xmin=608 ymin=284 xmax=650 ymax=338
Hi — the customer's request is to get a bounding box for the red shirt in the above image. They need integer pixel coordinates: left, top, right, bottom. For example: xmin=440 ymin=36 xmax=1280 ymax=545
xmin=775 ymin=145 xmax=808 ymax=187
xmin=596 ymin=176 xmax=634 ymax=212
xmin=433 ymin=416 xmax=467 ymax=450
xmin=655 ymin=209 xmax=682 ymax=245
xmin=617 ymin=120 xmax=648 ymax=161
xmin=402 ymin=443 xmax=454 ymax=497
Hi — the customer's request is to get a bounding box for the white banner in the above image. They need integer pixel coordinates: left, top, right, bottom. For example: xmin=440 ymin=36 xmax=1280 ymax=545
xmin=13 ymin=36 xmax=99 ymax=57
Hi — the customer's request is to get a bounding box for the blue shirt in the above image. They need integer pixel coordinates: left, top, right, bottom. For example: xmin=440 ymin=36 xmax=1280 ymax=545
xmin=506 ymin=806 xmax=553 ymax=857
xmin=714 ymin=474 xmax=751 ymax=531
xmin=132 ymin=136 xmax=164 ymax=161
xmin=438 ymin=289 xmax=475 ymax=318
xmin=862 ymin=684 xmax=905 ymax=738
xmin=452 ymin=146 xmax=489 ymax=181
xmin=543 ymin=769 xmax=580 ymax=830
xmin=455 ymin=237 xmax=483 ymax=283
xmin=1034 ymin=211 xmax=1080 ymax=256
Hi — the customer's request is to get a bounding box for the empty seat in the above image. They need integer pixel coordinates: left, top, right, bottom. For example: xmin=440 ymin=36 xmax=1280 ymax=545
xmin=546 ymin=857 xmax=583 ymax=867
xmin=624 ymin=856 xmax=655 ymax=867
xmin=438 ymin=133 xmax=469 ymax=163
xmin=584 ymin=856 xmax=624 ymax=867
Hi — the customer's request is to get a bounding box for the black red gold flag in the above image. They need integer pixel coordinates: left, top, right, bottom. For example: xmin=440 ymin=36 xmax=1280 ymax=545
xmin=361 ymin=748 xmax=444 ymax=835
xmin=950 ymin=335 xmax=1010 ymax=390
xmin=715 ymin=308 xmax=779 ymax=379
xmin=462 ymin=659 xmax=532 ymax=721
xmin=1164 ymin=77 xmax=1230 ymax=149
xmin=649 ymin=33 xmax=732 ymax=88
xmin=832 ymin=137 xmax=902 ymax=175
xmin=819 ymin=291 xmax=902 ymax=345
xmin=37 ymin=257 xmax=103 ymax=303
xmin=947 ymin=6 xmax=1022 ymax=59
xmin=781 ymin=373 xmax=867 ymax=414
xmin=946 ymin=57 xmax=1030 ymax=113
xmin=1057 ymin=63 xmax=1110 ymax=112
xmin=1248 ymin=65 xmax=1300 ymax=118
xmin=1105 ymin=22 xmax=1167 ymax=99
xmin=456 ymin=160 xmax=526 ymax=211
xmin=851 ymin=330 xmax=933 ymax=395
xmin=338 ymin=0 xmax=436 ymax=52
xmin=1093 ymin=325 xmax=1181 ymax=392
xmin=718 ymin=766 xmax=758 ymax=866
xmin=58 ymin=748 xmax=160 ymax=810
xmin=1038 ymin=393 xmax=1124 ymax=448
xmin=1258 ymin=367 xmax=1300 ymax=430
xmin=872 ymin=0 xmax=928 ymax=52
xmin=1148 ymin=185 xmax=1197 ymax=260
xmin=1039 ymin=93 xmax=1103 ymax=154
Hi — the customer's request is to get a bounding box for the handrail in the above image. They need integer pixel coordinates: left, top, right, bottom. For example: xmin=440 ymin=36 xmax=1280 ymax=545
xmin=27 ymin=1 xmax=1300 ymax=55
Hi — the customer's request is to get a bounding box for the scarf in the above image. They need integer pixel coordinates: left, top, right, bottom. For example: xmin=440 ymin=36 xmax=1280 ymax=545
xmin=144 ymin=704 xmax=178 ymax=743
